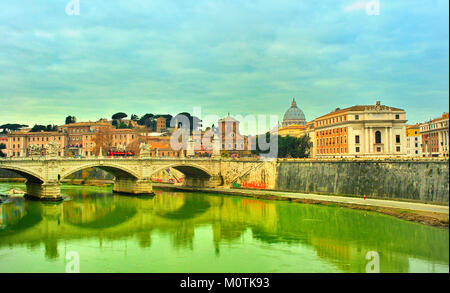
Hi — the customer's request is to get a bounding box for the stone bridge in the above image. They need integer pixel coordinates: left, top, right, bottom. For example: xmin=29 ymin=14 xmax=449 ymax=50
xmin=0 ymin=157 xmax=274 ymax=201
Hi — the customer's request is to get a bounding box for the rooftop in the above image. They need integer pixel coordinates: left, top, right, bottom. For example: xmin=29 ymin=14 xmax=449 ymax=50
xmin=315 ymin=101 xmax=404 ymax=120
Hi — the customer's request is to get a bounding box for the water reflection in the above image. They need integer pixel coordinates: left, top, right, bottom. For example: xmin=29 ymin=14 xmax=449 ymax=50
xmin=0 ymin=183 xmax=448 ymax=272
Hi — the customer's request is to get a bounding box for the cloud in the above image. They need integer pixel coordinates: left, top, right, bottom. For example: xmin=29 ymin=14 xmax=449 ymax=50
xmin=343 ymin=1 xmax=368 ymax=12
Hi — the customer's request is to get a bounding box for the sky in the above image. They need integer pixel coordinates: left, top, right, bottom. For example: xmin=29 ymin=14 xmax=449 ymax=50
xmin=0 ymin=0 xmax=449 ymax=134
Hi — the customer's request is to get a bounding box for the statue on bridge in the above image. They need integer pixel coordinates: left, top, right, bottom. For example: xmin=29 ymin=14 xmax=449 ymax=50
xmin=45 ymin=141 xmax=60 ymax=158
xmin=139 ymin=143 xmax=152 ymax=158
xmin=28 ymin=144 xmax=42 ymax=157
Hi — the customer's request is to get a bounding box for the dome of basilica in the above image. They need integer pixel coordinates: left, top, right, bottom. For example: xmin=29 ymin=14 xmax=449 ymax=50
xmin=282 ymin=98 xmax=306 ymax=127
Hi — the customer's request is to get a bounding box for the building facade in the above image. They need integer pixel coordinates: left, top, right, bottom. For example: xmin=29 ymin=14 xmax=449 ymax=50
xmin=7 ymin=130 xmax=67 ymax=157
xmin=405 ymin=125 xmax=422 ymax=157
xmin=313 ymin=101 xmax=407 ymax=158
xmin=58 ymin=121 xmax=112 ymax=156
xmin=218 ymin=115 xmax=251 ymax=157
xmin=420 ymin=113 xmax=449 ymax=157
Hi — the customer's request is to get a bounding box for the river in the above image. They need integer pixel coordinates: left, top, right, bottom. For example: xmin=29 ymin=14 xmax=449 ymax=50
xmin=0 ymin=182 xmax=448 ymax=273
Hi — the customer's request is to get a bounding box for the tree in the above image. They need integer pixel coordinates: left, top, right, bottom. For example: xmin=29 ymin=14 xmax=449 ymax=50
xmin=130 ymin=114 xmax=139 ymax=121
xmin=0 ymin=143 xmax=5 ymax=157
xmin=173 ymin=112 xmax=200 ymax=134
xmin=127 ymin=130 xmax=146 ymax=156
xmin=92 ymin=127 xmax=114 ymax=155
xmin=278 ymin=135 xmax=312 ymax=158
xmin=30 ymin=124 xmax=47 ymax=132
xmin=46 ymin=125 xmax=57 ymax=131
xmin=0 ymin=124 xmax=28 ymax=133
xmin=138 ymin=113 xmax=153 ymax=124
xmin=252 ymin=133 xmax=312 ymax=158
xmin=117 ymin=121 xmax=127 ymax=129
xmin=112 ymin=112 xmax=128 ymax=120
xmin=65 ymin=116 xmax=76 ymax=124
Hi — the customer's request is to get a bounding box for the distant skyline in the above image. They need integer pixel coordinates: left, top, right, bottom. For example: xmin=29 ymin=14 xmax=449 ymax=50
xmin=1 ymin=0 xmax=449 ymax=130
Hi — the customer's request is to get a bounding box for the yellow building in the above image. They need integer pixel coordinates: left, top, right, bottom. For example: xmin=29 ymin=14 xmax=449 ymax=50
xmin=278 ymin=125 xmax=306 ymax=138
xmin=405 ymin=124 xmax=422 ymax=157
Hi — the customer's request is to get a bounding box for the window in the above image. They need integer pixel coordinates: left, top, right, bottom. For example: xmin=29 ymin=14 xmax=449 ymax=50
xmin=375 ymin=131 xmax=382 ymax=144
xmin=355 ymin=135 xmax=360 ymax=144
xmin=377 ymin=147 xmax=381 ymax=152
xmin=396 ymin=146 xmax=401 ymax=152
xmin=356 ymin=147 xmax=360 ymax=152
xmin=355 ymin=115 xmax=359 ymax=120
xmin=396 ymin=135 xmax=400 ymax=143
xmin=395 ymin=114 xmax=400 ymax=119
xmin=415 ymin=150 xmax=418 ymax=154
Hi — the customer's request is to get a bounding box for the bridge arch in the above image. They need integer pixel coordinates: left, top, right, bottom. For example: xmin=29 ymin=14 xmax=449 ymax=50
xmin=0 ymin=166 xmax=44 ymax=183
xmin=60 ymin=162 xmax=140 ymax=180
xmin=150 ymin=163 xmax=212 ymax=179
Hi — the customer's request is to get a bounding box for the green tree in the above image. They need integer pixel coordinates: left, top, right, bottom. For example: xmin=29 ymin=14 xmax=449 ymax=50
xmin=0 ymin=144 xmax=5 ymax=157
xmin=65 ymin=115 xmax=76 ymax=124
xmin=112 ymin=112 xmax=128 ymax=120
xmin=252 ymin=132 xmax=312 ymax=158
xmin=117 ymin=121 xmax=127 ymax=129
xmin=46 ymin=125 xmax=57 ymax=131
xmin=138 ymin=113 xmax=154 ymax=125
xmin=30 ymin=124 xmax=47 ymax=132
xmin=130 ymin=114 xmax=139 ymax=121
xmin=0 ymin=124 xmax=29 ymax=133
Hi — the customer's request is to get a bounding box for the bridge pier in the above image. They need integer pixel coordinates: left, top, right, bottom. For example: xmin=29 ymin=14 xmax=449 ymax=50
xmin=25 ymin=181 xmax=63 ymax=201
xmin=183 ymin=175 xmax=223 ymax=188
xmin=113 ymin=178 xmax=154 ymax=196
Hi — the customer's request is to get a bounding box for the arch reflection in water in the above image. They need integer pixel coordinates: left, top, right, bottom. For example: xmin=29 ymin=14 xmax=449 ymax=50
xmin=0 ymin=183 xmax=448 ymax=273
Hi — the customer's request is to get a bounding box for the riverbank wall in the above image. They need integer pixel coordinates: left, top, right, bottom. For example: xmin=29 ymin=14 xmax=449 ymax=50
xmin=273 ymin=160 xmax=449 ymax=204
xmin=227 ymin=159 xmax=449 ymax=204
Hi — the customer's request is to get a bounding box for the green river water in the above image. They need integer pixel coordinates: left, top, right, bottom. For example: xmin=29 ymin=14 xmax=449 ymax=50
xmin=0 ymin=182 xmax=448 ymax=273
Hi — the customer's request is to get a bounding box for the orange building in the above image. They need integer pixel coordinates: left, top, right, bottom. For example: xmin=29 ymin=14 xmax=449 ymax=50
xmin=420 ymin=113 xmax=449 ymax=157
xmin=7 ymin=130 xmax=67 ymax=157
xmin=59 ymin=121 xmax=112 ymax=156
xmin=217 ymin=114 xmax=250 ymax=157
xmin=313 ymin=102 xmax=406 ymax=157
xmin=111 ymin=128 xmax=138 ymax=151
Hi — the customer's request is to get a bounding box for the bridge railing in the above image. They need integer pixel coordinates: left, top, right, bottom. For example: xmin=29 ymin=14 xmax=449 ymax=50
xmin=1 ymin=155 xmax=448 ymax=163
